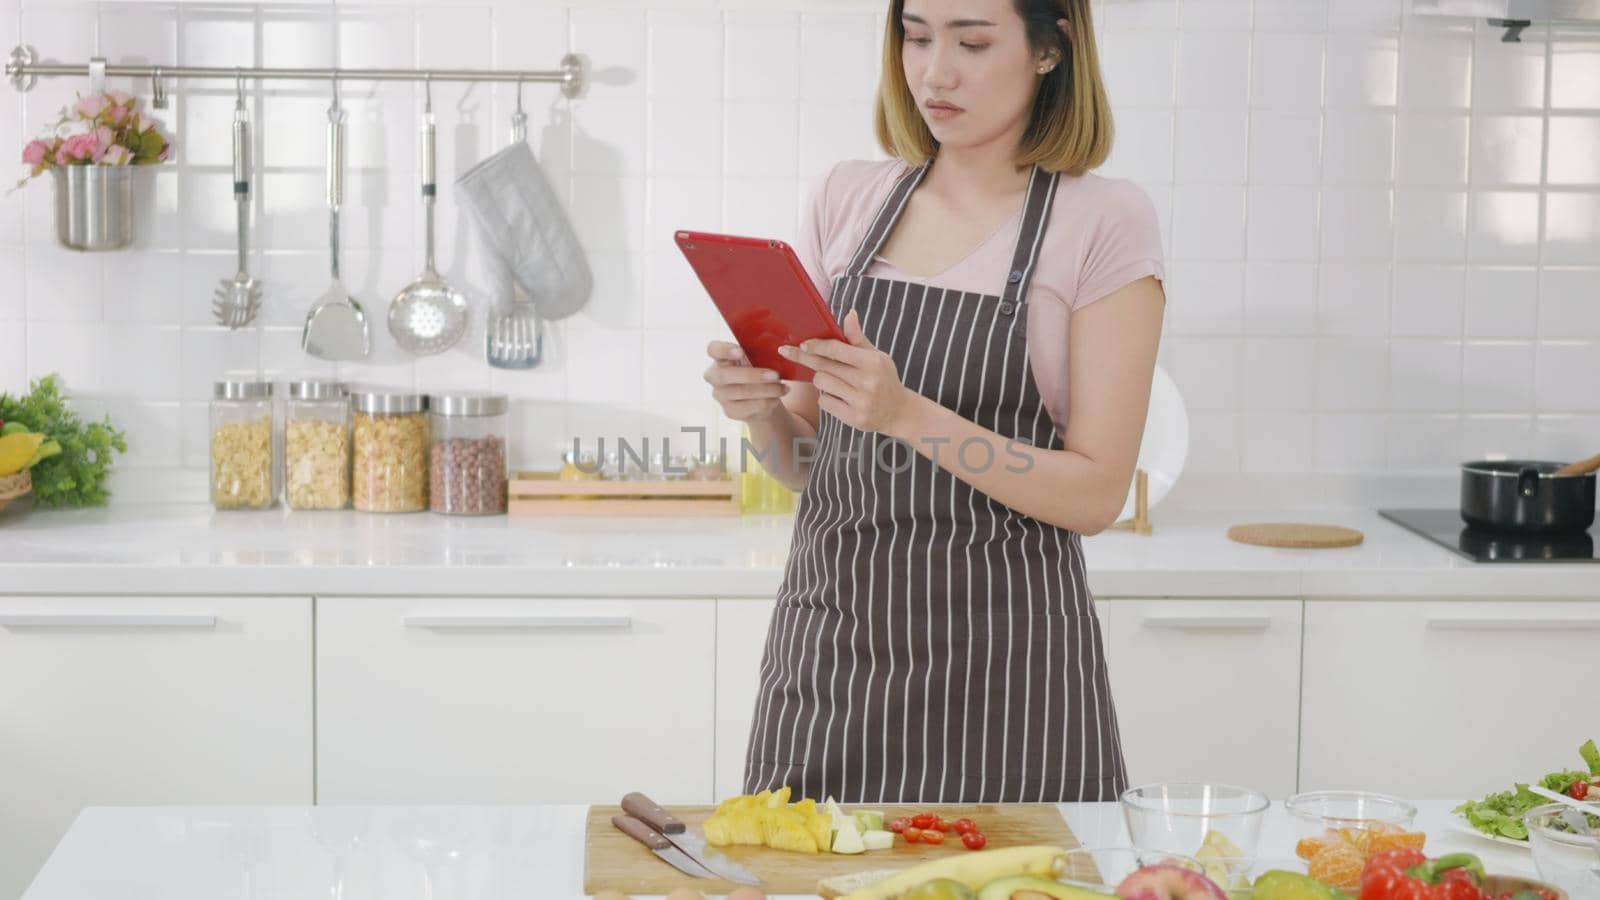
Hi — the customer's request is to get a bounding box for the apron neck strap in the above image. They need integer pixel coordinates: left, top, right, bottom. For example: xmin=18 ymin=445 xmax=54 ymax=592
xmin=1001 ymin=164 xmax=1061 ymax=306
xmin=844 ymin=161 xmax=1061 ymax=306
xmin=845 ymin=162 xmax=930 ymax=277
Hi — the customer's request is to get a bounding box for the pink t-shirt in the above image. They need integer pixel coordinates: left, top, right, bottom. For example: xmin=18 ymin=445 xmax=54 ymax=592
xmin=793 ymin=159 xmax=1165 ymax=438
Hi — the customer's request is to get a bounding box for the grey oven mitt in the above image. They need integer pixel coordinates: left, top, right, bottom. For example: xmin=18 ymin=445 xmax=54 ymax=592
xmin=455 ymin=141 xmax=592 ymax=321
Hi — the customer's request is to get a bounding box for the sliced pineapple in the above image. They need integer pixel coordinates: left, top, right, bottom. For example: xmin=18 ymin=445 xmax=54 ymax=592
xmin=765 ymin=815 xmax=818 ymax=854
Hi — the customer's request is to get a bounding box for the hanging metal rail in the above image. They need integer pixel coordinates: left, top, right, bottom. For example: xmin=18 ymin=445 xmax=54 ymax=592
xmin=4 ymin=44 xmax=586 ymax=98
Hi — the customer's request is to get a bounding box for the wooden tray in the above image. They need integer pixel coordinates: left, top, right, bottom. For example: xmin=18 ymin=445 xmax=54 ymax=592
xmin=584 ymin=803 xmax=1080 ymax=896
xmin=508 ymin=473 xmax=739 ymax=517
xmin=1484 ymin=875 xmax=1567 ymax=899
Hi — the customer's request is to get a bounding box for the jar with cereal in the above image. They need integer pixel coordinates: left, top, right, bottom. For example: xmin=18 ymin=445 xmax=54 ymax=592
xmin=285 ymin=380 xmax=350 ymax=510
xmin=210 ymin=380 xmax=277 ymax=510
xmin=428 ymin=393 xmax=508 ymax=516
xmin=351 ymin=390 xmax=429 ymax=513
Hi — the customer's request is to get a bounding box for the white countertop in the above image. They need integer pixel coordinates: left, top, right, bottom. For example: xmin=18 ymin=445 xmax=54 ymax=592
xmin=0 ymin=503 xmax=1595 ymax=598
xmin=20 ymin=800 xmax=1540 ymax=900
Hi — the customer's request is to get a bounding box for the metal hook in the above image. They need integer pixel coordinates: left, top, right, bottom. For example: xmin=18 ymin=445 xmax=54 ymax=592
xmin=423 ymin=73 xmax=433 ymax=115
xmin=151 ymin=64 xmax=168 ymax=109
xmin=234 ymin=68 xmax=245 ymax=110
xmin=330 ymin=73 xmax=340 ymax=113
xmin=510 ymin=78 xmax=527 ymax=144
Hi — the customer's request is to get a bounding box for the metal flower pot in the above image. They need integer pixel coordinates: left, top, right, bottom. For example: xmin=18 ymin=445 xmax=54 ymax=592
xmin=52 ymin=164 xmax=135 ymax=251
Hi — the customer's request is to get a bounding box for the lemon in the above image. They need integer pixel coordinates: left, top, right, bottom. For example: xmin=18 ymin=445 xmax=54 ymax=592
xmin=0 ymin=432 xmax=45 ymax=477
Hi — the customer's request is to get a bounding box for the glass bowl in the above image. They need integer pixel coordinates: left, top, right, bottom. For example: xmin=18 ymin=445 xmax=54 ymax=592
xmin=1120 ymin=782 xmax=1270 ymax=859
xmin=1285 ymin=790 xmax=1419 ymax=843
xmin=1058 ymin=847 xmax=1203 ymax=894
xmin=1525 ymin=803 xmax=1600 ymax=898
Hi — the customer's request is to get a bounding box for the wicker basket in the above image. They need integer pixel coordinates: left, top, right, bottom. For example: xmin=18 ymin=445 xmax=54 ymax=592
xmin=0 ymin=470 xmax=32 ymax=513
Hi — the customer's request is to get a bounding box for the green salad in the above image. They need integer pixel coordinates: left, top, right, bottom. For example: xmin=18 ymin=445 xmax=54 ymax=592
xmin=1454 ymin=739 xmax=1600 ymax=841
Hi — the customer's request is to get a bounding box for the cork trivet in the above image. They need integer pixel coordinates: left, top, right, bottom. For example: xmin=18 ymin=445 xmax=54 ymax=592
xmin=1227 ymin=522 xmax=1365 ymax=549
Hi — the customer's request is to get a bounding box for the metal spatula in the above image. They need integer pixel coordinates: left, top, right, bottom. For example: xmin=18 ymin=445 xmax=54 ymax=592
xmin=301 ymin=81 xmax=369 ymax=361
xmin=213 ymin=76 xmax=261 ymax=329
xmin=485 ymin=85 xmax=543 ymax=370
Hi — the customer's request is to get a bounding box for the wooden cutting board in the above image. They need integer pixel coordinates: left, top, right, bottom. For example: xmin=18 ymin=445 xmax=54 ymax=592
xmin=584 ymin=803 xmax=1080 ymax=896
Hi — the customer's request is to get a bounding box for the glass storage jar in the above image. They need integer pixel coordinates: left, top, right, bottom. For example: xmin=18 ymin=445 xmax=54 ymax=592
xmin=428 ymin=393 xmax=508 ymax=515
xmin=284 ymin=380 xmax=350 ymax=510
xmin=210 ymin=380 xmax=277 ymax=510
xmin=351 ymin=390 xmax=429 ymax=513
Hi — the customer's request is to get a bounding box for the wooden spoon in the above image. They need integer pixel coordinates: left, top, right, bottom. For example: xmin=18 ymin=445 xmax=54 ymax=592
xmin=1555 ymin=451 xmax=1600 ymax=477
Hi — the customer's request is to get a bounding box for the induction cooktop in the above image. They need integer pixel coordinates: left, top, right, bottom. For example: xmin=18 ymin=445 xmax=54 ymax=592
xmin=1379 ymin=508 xmax=1599 ymax=563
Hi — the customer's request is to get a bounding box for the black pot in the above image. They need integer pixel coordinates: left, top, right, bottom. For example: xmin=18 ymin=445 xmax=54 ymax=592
xmin=1459 ymin=460 xmax=1596 ymax=535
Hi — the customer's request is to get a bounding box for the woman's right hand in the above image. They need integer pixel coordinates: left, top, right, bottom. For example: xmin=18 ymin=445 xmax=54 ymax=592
xmin=704 ymin=340 xmax=789 ymax=422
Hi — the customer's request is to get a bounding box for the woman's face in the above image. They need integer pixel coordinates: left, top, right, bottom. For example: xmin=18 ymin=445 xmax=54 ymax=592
xmin=899 ymin=0 xmax=1048 ymax=152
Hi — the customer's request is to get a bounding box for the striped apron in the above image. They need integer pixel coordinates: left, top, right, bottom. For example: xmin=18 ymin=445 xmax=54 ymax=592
xmin=742 ymin=163 xmax=1129 ymax=804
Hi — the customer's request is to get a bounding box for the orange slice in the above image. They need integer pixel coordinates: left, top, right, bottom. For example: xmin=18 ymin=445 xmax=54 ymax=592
xmin=1366 ymin=829 xmax=1427 ymax=854
xmin=1308 ymin=842 xmax=1365 ymax=892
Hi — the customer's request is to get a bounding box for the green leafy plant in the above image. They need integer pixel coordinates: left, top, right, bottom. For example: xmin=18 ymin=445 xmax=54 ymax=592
xmin=0 ymin=374 xmax=127 ymax=507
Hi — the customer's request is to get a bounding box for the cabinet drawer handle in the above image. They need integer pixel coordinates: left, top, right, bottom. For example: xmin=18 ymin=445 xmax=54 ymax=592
xmin=402 ymin=615 xmax=633 ymax=631
xmin=1426 ymin=617 xmax=1600 ymax=632
xmin=1140 ymin=615 xmax=1273 ymax=631
xmin=0 ymin=614 xmax=218 ymax=629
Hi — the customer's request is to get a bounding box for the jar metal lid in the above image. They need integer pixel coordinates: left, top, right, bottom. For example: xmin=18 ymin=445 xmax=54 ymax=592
xmin=430 ymin=393 xmax=508 ymax=417
xmin=213 ymin=380 xmax=273 ymax=400
xmin=351 ymin=390 xmax=428 ymax=414
xmin=287 ymin=380 xmax=346 ymax=401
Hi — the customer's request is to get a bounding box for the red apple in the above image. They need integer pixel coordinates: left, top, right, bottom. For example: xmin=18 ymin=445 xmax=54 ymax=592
xmin=1115 ymin=864 xmax=1227 ymax=900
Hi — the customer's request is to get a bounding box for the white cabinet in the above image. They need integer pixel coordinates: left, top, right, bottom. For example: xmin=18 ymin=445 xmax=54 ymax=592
xmin=0 ymin=596 xmax=312 ymax=900
xmin=315 ymin=597 xmax=716 ymax=805
xmin=715 ymin=599 xmax=777 ymax=800
xmin=1097 ymin=599 xmax=1303 ymax=798
xmin=1301 ymin=599 xmax=1600 ymax=798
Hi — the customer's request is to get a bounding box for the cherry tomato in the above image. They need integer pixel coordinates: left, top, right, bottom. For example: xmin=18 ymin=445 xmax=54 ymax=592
xmin=903 ymin=827 xmax=923 ymax=843
xmin=952 ymin=818 xmax=977 ymax=835
xmin=1571 ymin=780 xmax=1591 ymax=801
xmin=910 ymin=813 xmax=936 ymax=830
xmin=887 ymin=817 xmax=911 ymax=834
xmin=921 ymin=829 xmax=946 ymax=845
xmin=932 ymin=817 xmax=953 ymax=832
xmin=961 ymin=831 xmax=987 ymax=850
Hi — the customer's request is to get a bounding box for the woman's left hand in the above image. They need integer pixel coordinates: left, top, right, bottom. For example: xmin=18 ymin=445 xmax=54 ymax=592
xmin=779 ymin=309 xmax=920 ymax=437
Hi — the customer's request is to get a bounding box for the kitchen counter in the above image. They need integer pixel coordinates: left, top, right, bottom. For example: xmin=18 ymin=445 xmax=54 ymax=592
xmin=20 ymin=799 xmax=1542 ymax=900
xmin=0 ymin=503 xmax=1596 ymax=598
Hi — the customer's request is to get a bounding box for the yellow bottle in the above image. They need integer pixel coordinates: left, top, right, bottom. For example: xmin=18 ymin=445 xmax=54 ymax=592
xmin=739 ymin=425 xmax=796 ymax=514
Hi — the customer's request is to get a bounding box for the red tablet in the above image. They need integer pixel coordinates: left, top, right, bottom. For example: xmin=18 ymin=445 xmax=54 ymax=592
xmin=674 ymin=229 xmax=847 ymax=382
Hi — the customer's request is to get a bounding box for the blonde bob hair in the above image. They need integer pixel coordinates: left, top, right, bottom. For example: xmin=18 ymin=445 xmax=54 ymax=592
xmin=874 ymin=0 xmax=1113 ymax=175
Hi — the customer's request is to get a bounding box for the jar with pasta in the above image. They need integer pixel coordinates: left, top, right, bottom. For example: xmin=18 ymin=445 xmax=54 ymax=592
xmin=210 ymin=380 xmax=277 ymax=510
xmin=428 ymin=393 xmax=509 ymax=516
xmin=351 ymin=390 xmax=429 ymax=513
xmin=284 ymin=380 xmax=350 ymax=510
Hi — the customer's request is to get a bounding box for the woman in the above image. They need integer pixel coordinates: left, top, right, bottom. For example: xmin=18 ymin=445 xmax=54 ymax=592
xmin=704 ymin=0 xmax=1165 ymax=804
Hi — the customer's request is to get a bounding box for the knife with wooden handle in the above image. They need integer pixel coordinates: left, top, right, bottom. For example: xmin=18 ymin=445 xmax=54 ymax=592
xmin=611 ymin=814 xmax=717 ymax=880
xmin=621 ymin=792 xmax=762 ymax=885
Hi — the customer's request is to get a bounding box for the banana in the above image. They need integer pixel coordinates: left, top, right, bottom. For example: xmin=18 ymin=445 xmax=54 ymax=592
xmin=840 ymin=845 xmax=1070 ymax=899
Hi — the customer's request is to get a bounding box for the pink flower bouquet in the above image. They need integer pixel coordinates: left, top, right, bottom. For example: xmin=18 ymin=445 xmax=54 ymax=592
xmin=18 ymin=90 xmax=171 ymax=182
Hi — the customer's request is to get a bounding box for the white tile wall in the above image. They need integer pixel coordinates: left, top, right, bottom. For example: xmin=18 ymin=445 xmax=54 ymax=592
xmin=1 ymin=0 xmax=1597 ymax=501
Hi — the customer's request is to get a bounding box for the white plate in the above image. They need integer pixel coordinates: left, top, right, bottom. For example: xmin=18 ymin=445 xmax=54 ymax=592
xmin=1117 ymin=364 xmax=1189 ymax=523
xmin=1449 ymin=812 xmax=1531 ymax=849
